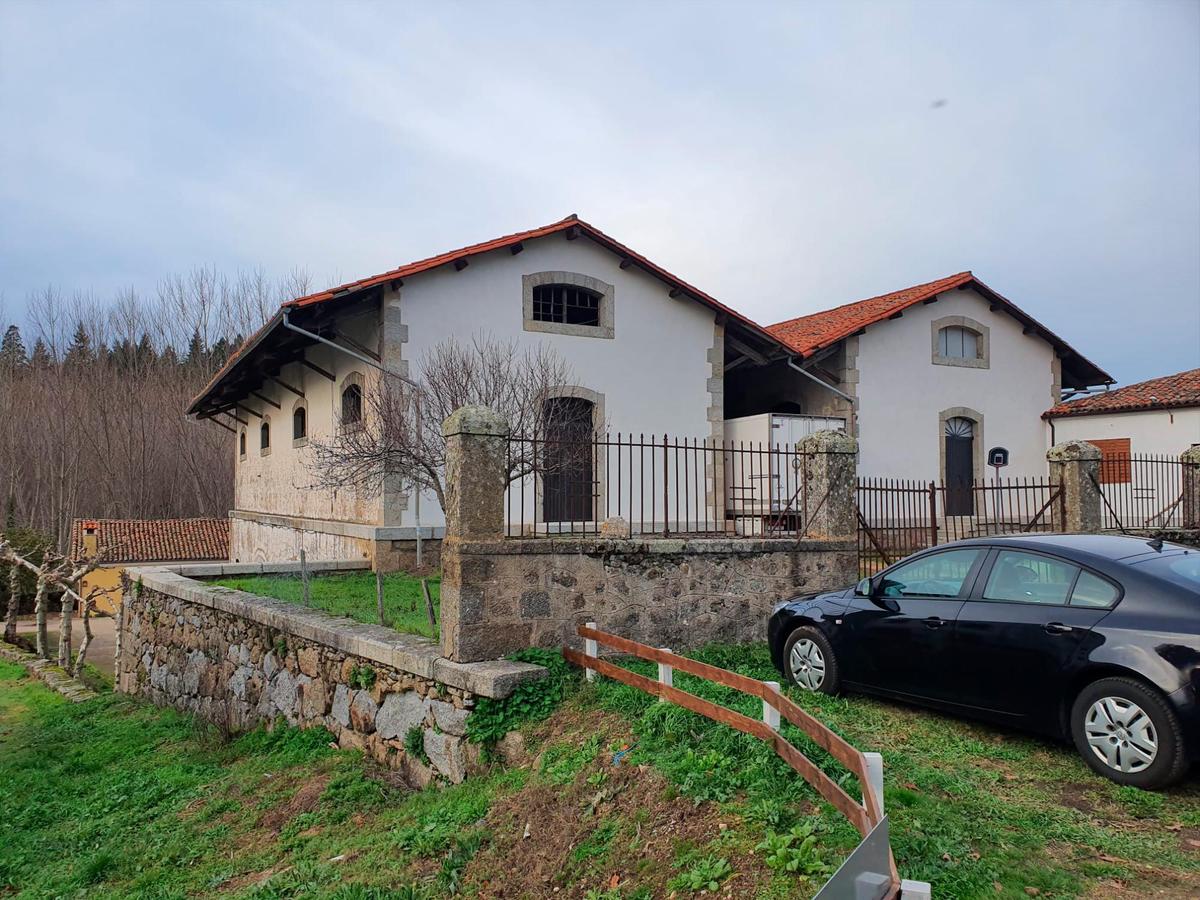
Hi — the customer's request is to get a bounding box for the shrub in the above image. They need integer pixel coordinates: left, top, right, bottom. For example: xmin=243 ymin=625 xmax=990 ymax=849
xmin=465 ymin=648 xmax=576 ymax=746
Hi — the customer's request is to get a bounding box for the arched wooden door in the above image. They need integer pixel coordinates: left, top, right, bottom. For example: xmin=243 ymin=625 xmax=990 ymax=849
xmin=542 ymin=397 xmax=595 ymax=523
xmin=944 ymin=416 xmax=975 ymax=516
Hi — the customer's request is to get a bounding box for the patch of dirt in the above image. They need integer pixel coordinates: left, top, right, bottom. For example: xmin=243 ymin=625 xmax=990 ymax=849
xmin=257 ymin=773 xmax=332 ymax=832
xmin=1176 ymin=826 xmax=1200 ymax=854
xmin=1084 ymin=871 xmax=1200 ymax=899
xmin=464 ymin=724 xmax=779 ymax=899
xmin=1058 ymin=782 xmax=1097 ymax=815
xmin=216 ymin=864 xmax=291 ymax=894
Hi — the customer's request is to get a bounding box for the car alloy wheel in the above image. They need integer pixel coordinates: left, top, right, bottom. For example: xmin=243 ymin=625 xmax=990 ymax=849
xmin=1084 ymin=696 xmax=1158 ymax=774
xmin=789 ymin=638 xmax=826 ymax=691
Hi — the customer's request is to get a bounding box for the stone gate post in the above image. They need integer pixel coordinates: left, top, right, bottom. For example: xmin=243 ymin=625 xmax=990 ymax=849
xmin=439 ymin=406 xmax=510 ymax=661
xmin=797 ymin=430 xmax=858 ymax=541
xmin=1047 ymin=440 xmax=1102 ymax=533
xmin=1182 ymin=445 xmax=1200 ymax=530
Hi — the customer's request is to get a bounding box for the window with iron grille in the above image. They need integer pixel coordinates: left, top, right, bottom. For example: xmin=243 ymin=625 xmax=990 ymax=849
xmin=532 ymin=284 xmax=601 ymax=327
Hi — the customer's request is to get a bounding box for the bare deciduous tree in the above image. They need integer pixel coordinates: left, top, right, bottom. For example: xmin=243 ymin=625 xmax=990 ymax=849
xmin=309 ymin=334 xmax=592 ymax=512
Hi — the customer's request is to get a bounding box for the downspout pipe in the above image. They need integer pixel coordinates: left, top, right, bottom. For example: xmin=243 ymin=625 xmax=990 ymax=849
xmin=281 ymin=310 xmax=427 ymax=567
xmin=787 ymin=356 xmax=857 ymax=407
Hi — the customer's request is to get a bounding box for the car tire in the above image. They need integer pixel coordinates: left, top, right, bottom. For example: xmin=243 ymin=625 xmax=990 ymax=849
xmin=782 ymin=626 xmax=840 ymax=695
xmin=1070 ymin=676 xmax=1188 ymax=790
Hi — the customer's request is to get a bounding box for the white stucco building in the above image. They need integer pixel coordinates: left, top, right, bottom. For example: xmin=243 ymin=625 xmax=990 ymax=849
xmin=754 ymin=272 xmax=1112 ymax=492
xmin=187 ymin=218 xmax=1112 ymax=565
xmin=1044 ymin=368 xmax=1200 ymax=458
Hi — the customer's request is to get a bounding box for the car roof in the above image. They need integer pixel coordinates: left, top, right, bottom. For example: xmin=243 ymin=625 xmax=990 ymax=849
xmin=937 ymin=532 xmax=1194 ymax=565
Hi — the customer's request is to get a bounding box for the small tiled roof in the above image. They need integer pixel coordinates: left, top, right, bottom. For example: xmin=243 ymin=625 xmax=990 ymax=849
xmin=766 ymin=272 xmax=1113 ymax=389
xmin=1044 ymin=368 xmax=1200 ymax=419
xmin=69 ymin=518 xmax=230 ymax=564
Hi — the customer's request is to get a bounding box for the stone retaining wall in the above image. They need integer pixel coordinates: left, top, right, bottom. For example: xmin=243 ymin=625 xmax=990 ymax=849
xmin=117 ymin=565 xmax=543 ymax=784
xmin=442 ymin=536 xmax=856 ymax=661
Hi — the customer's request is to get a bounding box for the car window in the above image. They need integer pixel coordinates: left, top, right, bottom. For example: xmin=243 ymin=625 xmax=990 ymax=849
xmin=879 ymin=549 xmax=983 ymax=598
xmin=1070 ymin=570 xmax=1120 ymax=608
xmin=1133 ymin=553 xmax=1200 ymax=591
xmin=983 ymin=550 xmax=1078 ymax=605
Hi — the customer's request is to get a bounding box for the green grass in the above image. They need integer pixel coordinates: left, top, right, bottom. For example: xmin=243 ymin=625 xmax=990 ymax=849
xmin=578 ymin=643 xmax=1200 ymax=898
xmin=0 ymin=658 xmax=519 ymax=898
xmin=210 ymin=572 xmax=440 ymax=639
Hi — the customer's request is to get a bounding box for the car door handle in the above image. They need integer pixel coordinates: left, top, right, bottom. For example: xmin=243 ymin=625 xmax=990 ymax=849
xmin=923 ymin=616 xmax=947 ymax=629
xmin=1044 ymin=622 xmax=1074 ymax=635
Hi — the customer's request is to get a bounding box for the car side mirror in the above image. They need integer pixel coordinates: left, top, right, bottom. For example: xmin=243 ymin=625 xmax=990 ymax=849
xmin=855 ymin=577 xmax=874 ymax=598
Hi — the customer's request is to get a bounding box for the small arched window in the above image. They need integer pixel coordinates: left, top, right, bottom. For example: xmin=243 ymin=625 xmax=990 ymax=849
xmin=293 ymin=406 xmax=307 ymax=441
xmin=260 ymin=420 xmax=271 ymax=451
xmin=239 ymin=430 xmax=246 ymax=458
xmin=341 ymin=383 xmax=363 ymax=425
xmin=937 ymin=326 xmax=980 ymax=360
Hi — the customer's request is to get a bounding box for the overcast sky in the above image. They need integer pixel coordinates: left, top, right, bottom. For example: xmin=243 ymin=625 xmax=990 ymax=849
xmin=1 ymin=0 xmax=1197 ymax=385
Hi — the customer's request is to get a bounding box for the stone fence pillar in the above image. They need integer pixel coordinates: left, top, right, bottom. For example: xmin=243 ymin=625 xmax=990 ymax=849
xmin=1047 ymin=440 xmax=1102 ymax=533
xmin=440 ymin=406 xmax=509 ymax=661
xmin=1182 ymin=445 xmax=1200 ymax=530
xmin=797 ymin=430 xmax=858 ymax=541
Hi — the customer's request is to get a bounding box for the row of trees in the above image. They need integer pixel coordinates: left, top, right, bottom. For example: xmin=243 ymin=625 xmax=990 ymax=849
xmin=0 ymin=267 xmax=306 ymax=550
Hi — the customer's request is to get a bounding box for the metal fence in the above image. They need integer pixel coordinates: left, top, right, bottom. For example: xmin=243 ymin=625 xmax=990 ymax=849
xmin=1094 ymin=453 xmax=1189 ymax=532
xmin=503 ymin=433 xmax=819 ymax=538
xmin=856 ymin=476 xmax=1064 ymax=576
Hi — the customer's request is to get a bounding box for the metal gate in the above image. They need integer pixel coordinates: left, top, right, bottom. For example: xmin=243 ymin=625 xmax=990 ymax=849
xmin=857 ymin=477 xmax=1064 ymax=576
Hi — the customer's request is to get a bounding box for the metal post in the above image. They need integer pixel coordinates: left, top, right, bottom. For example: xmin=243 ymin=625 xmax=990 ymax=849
xmin=662 ymin=437 xmax=670 ymax=536
xmin=299 ymin=548 xmax=310 ymax=607
xmin=763 ymin=681 xmax=781 ymax=730
xmin=657 ymin=647 xmax=673 ymax=700
xmin=927 ymin=481 xmax=939 ymax=548
xmin=584 ymin=621 xmax=597 ymax=683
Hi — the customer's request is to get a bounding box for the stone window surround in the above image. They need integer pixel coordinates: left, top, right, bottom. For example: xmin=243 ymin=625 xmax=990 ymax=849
xmin=532 ymin=385 xmax=606 ymax=527
xmin=339 ymin=371 xmax=366 ymax=431
xmin=239 ymin=429 xmax=247 ymax=461
xmin=522 ymin=271 xmax=615 ymax=339
xmin=259 ymin=415 xmax=272 ymax=457
xmin=931 ymin=315 xmax=990 ymax=369
xmin=292 ymin=398 xmax=309 ymax=448
xmin=938 ymin=406 xmax=984 ymax=491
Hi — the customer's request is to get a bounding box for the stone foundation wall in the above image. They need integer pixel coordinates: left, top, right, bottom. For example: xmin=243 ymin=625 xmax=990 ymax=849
xmin=118 ymin=566 xmax=543 ymax=784
xmin=442 ymin=536 xmax=856 ymax=661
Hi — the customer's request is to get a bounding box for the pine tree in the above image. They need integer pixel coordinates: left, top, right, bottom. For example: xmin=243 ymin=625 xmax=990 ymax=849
xmin=64 ymin=322 xmax=93 ymax=367
xmin=0 ymin=325 xmax=27 ymax=369
xmin=136 ymin=332 xmax=156 ymax=368
xmin=29 ymin=339 xmax=52 ymax=368
xmin=185 ymin=328 xmax=206 ymax=367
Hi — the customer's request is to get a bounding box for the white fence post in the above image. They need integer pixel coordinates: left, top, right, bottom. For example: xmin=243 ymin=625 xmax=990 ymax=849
xmin=657 ymin=648 xmax=673 ymax=700
xmin=862 ymin=751 xmax=884 ymax=816
xmin=584 ymin=621 xmax=597 ymax=683
xmin=762 ymin=680 xmax=781 ymax=730
xmin=900 ymin=879 xmax=933 ymax=899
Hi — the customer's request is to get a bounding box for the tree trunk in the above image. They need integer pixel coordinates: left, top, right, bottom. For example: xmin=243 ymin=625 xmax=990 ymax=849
xmin=3 ymin=565 xmax=18 ymax=643
xmin=72 ymin=597 xmax=94 ymax=678
xmin=57 ymin=592 xmax=74 ymax=669
xmin=34 ymin=577 xmax=49 ymax=658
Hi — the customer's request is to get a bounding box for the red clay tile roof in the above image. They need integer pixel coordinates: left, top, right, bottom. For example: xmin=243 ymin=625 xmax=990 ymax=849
xmin=767 ymin=272 xmax=974 ymax=356
xmin=188 ymin=214 xmax=786 ymax=416
xmin=69 ymin=518 xmax=230 ymax=564
xmin=1044 ymin=368 xmax=1200 ymax=419
xmin=766 ymin=271 xmax=1112 ymax=388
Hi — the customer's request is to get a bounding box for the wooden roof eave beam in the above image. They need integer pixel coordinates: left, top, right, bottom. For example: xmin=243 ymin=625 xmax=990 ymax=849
xmin=726 ymin=334 xmax=771 ymax=367
xmin=268 ymin=374 xmax=305 ymax=398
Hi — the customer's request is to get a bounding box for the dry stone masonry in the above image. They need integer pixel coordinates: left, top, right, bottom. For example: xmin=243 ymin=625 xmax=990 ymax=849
xmin=117 ymin=564 xmax=543 ymax=784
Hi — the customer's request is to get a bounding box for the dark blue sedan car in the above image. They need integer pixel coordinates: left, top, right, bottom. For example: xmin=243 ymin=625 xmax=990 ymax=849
xmin=768 ymin=534 xmax=1200 ymax=789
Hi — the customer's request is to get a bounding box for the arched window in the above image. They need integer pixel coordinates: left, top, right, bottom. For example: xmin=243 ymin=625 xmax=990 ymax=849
xmin=937 ymin=326 xmax=980 ymax=359
xmin=293 ymin=406 xmax=307 ymax=441
xmin=341 ymin=383 xmax=363 ymax=425
xmin=239 ymin=430 xmax=246 ymax=458
xmin=523 ymin=272 xmax=615 ymax=339
xmin=260 ymin=420 xmax=271 ymax=452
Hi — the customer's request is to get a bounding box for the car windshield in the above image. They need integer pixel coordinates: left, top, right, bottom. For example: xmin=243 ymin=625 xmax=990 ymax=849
xmin=1134 ymin=552 xmax=1200 ymax=592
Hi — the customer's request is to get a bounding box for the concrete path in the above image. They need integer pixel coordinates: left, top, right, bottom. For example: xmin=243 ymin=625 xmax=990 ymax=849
xmin=14 ymin=615 xmax=117 ymax=676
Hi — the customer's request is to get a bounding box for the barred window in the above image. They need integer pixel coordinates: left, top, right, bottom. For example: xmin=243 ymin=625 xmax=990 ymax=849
xmin=532 ymin=284 xmax=601 ymax=327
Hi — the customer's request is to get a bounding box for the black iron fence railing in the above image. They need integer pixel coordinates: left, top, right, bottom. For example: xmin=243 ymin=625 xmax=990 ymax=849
xmin=1092 ymin=454 xmax=1190 ymax=532
xmin=503 ymin=434 xmax=819 ymax=539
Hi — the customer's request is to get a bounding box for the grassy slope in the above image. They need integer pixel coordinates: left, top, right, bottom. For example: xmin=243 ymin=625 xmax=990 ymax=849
xmin=3 ymin=643 xmax=1200 ymax=899
xmin=210 ymin=573 xmax=440 ymax=639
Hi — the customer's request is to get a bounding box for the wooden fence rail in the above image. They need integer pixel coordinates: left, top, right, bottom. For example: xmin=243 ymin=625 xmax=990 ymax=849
xmin=562 ymin=624 xmax=901 ymax=893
